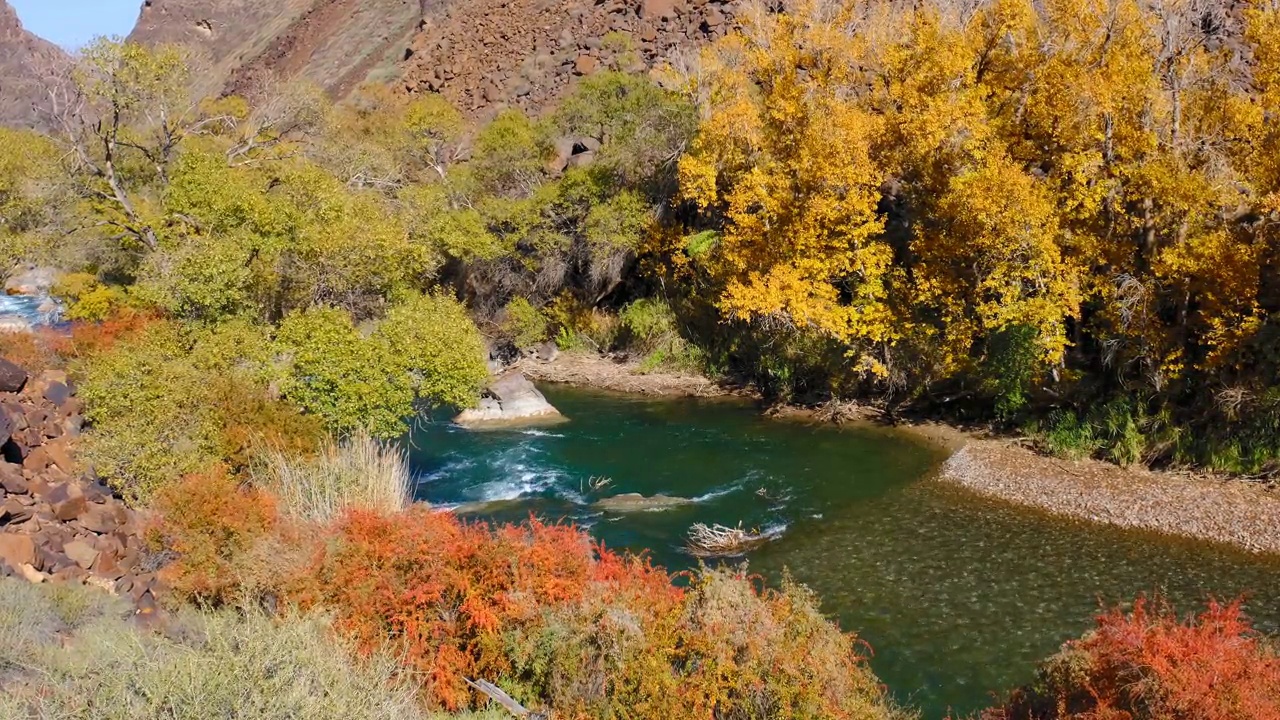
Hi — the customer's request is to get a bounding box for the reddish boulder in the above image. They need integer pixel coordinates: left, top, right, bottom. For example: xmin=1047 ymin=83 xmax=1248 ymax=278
xmin=0 ymin=533 xmax=35 ymax=568
xmin=573 ymin=54 xmax=600 ymax=75
xmin=63 ymin=539 xmax=99 ymax=570
xmin=0 ymin=358 xmax=27 ymax=393
xmin=44 ymin=438 xmax=75 ymax=473
xmin=22 ymin=446 xmax=51 ymax=472
xmin=0 ymin=463 xmax=27 ymax=494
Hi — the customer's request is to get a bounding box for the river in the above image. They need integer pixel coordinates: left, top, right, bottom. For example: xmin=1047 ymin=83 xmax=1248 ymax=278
xmin=407 ymin=385 xmax=1280 ymax=718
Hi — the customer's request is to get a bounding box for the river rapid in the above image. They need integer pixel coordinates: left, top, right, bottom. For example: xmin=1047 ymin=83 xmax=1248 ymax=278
xmin=407 ymin=385 xmax=1280 ymax=718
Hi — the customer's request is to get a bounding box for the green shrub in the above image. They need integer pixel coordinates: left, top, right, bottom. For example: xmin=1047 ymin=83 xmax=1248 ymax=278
xmin=76 ymin=318 xmax=297 ymax=502
xmin=617 ymin=298 xmax=704 ymax=373
xmin=275 ymin=306 xmax=415 ymax=438
xmin=1038 ymin=410 xmax=1099 ymax=461
xmin=376 ymin=292 xmax=489 ymax=409
xmin=78 ymin=321 xmax=231 ymax=502
xmin=0 ymin=578 xmax=426 ymax=720
xmin=981 ymin=324 xmax=1040 ymax=420
xmin=1093 ymin=398 xmax=1147 ymax=467
xmin=501 ymin=297 xmax=549 ymax=348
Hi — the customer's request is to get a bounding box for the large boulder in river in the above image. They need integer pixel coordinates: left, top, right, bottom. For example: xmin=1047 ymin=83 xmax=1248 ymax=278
xmin=4 ymin=266 xmax=58 ymax=296
xmin=454 ymin=371 xmax=563 ymax=428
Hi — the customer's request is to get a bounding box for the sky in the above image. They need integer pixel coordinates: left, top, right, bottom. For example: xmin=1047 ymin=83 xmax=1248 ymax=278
xmin=11 ymin=0 xmax=140 ymax=50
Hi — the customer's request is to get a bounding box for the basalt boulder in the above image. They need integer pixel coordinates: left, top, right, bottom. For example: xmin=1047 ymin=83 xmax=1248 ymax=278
xmin=454 ymin=371 xmax=564 ymax=427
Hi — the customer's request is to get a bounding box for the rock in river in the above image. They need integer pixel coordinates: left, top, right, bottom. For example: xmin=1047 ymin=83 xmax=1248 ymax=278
xmin=593 ymin=493 xmax=695 ymax=513
xmin=454 ymin=371 xmax=564 ymax=428
xmin=4 ymin=266 xmax=57 ymax=296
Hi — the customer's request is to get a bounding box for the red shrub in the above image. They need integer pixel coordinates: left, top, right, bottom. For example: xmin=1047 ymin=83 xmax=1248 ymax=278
xmin=294 ymin=507 xmax=679 ymax=710
xmin=0 ymin=328 xmax=63 ymax=375
xmin=988 ymin=596 xmax=1280 ymax=720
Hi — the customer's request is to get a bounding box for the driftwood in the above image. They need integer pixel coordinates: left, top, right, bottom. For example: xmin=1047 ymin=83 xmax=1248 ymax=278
xmin=685 ymin=522 xmax=777 ymax=557
xmin=466 ymin=678 xmax=549 ymax=719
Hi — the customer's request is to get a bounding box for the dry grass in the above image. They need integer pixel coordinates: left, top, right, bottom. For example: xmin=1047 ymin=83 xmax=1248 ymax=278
xmin=1 ymin=577 xmax=428 ymax=720
xmin=255 ymin=431 xmax=413 ymax=523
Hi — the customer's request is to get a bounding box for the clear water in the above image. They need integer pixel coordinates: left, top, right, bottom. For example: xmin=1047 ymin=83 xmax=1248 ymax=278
xmin=407 ymin=386 xmax=1280 ymax=718
xmin=0 ymin=293 xmax=62 ymax=326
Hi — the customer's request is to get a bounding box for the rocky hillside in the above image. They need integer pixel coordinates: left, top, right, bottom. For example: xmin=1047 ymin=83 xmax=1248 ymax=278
xmin=0 ymin=358 xmax=160 ymax=615
xmin=129 ymin=0 xmax=425 ymax=102
xmin=3 ymin=0 xmax=739 ymax=127
xmin=401 ymin=0 xmax=742 ymax=115
xmin=0 ymin=0 xmax=66 ymax=128
xmin=128 ymin=0 xmax=742 ymax=114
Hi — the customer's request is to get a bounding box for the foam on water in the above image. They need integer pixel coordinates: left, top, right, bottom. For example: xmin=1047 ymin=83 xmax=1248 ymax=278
xmin=518 ymin=429 xmax=566 ymax=438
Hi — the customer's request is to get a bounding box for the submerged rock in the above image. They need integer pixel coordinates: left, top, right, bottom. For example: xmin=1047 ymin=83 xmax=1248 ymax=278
xmin=454 ymin=371 xmax=563 ymax=428
xmin=594 ymin=493 xmax=695 ymax=513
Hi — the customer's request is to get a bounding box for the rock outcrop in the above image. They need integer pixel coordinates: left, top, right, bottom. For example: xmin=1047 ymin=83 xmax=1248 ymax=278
xmin=400 ymin=0 xmax=745 ymax=116
xmin=594 ymin=492 xmax=694 ymax=513
xmin=455 ymin=371 xmax=564 ymax=427
xmin=5 ymin=0 xmax=741 ymax=126
xmin=0 ymin=0 xmax=67 ymax=129
xmin=0 ymin=360 xmax=161 ymax=613
xmin=4 ymin=265 xmax=57 ymax=296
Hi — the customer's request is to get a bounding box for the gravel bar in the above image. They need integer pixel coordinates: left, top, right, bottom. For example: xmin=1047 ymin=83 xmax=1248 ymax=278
xmin=939 ymin=440 xmax=1280 ymax=555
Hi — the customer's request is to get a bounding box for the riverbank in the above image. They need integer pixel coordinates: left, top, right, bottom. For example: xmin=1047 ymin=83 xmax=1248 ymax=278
xmin=522 ymin=351 xmax=1280 ymax=555
xmin=520 ymin=352 xmax=734 ymax=397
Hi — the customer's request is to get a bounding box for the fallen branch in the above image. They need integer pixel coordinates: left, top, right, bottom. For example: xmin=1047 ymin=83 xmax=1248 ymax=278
xmin=465 ymin=678 xmax=548 ymax=719
xmin=685 ymin=522 xmax=778 ymax=558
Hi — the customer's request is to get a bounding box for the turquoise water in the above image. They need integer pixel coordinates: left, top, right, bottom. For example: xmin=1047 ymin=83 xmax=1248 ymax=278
xmin=407 ymin=386 xmax=1280 ymax=718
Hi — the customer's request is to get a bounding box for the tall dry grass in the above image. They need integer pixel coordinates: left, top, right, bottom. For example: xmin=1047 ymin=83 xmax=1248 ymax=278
xmin=255 ymin=431 xmax=413 ymax=523
xmin=0 ymin=577 xmax=428 ymax=720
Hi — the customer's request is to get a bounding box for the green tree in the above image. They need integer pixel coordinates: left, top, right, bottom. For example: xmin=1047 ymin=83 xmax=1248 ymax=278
xmin=274 ymin=307 xmax=414 ymax=438
xmin=375 ymin=292 xmax=488 ymax=409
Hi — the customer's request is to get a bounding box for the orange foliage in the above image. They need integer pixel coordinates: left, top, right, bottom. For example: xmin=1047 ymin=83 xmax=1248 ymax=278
xmin=988 ymin=596 xmax=1280 ymax=720
xmin=0 ymin=328 xmax=64 ymax=375
xmin=150 ymin=467 xmax=281 ymax=603
xmin=295 ymin=507 xmax=677 ymax=710
xmin=209 ymin=376 xmax=326 ymax=474
xmin=52 ymin=308 xmax=159 ymax=361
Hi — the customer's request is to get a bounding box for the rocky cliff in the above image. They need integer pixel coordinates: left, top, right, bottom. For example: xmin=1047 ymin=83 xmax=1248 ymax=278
xmin=128 ymin=0 xmax=742 ymax=115
xmin=0 ymin=0 xmax=66 ymax=128
xmin=129 ymin=0 xmax=426 ymax=101
xmin=4 ymin=0 xmax=739 ymax=127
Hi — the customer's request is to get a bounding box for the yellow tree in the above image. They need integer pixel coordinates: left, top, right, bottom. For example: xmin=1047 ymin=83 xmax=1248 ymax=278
xmin=679 ymin=2 xmax=894 ymax=373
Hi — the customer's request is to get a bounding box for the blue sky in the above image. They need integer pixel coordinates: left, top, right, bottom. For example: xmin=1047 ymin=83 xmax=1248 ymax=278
xmin=11 ymin=0 xmax=140 ymax=50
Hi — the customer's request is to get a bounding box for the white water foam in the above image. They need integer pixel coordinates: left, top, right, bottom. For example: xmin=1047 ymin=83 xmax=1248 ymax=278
xmin=518 ymin=429 xmax=566 ymax=438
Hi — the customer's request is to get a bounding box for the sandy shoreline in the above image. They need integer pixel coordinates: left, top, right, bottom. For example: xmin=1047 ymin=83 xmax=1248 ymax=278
xmin=523 ymin=352 xmax=1280 ymax=555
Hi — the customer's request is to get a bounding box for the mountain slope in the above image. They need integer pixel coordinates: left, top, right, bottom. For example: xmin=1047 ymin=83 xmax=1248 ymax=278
xmin=0 ymin=0 xmax=67 ymax=128
xmin=129 ymin=0 xmax=424 ymax=101
xmin=401 ymin=0 xmax=743 ymax=115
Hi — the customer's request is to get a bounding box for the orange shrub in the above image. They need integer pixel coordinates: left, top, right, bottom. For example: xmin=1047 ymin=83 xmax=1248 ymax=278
xmin=52 ymin=308 xmax=159 ymax=362
xmin=291 ymin=506 xmax=903 ymax=719
xmin=987 ymin=596 xmax=1280 ymax=720
xmin=209 ymin=375 xmax=326 ymax=474
xmin=295 ymin=507 xmax=674 ymax=710
xmin=0 ymin=328 xmax=63 ymax=375
xmin=151 ymin=467 xmax=282 ymax=604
